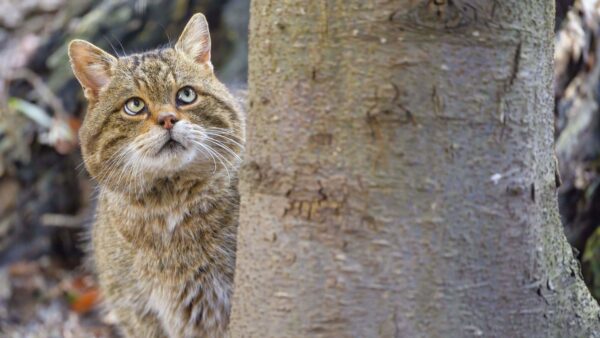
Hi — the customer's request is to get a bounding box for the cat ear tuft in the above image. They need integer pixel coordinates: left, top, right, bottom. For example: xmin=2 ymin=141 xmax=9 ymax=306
xmin=175 ymin=13 xmax=211 ymax=64
xmin=68 ymin=40 xmax=116 ymax=99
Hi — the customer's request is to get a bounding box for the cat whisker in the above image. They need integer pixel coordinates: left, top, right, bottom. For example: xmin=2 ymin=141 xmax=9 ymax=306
xmin=75 ymin=160 xmax=89 ymax=174
xmin=195 ymin=142 xmax=219 ymax=174
xmin=203 ymin=132 xmax=245 ymax=151
xmin=203 ymin=145 xmax=231 ymax=185
xmin=158 ymin=23 xmax=173 ymax=48
xmin=110 ymin=33 xmax=127 ymax=56
xmin=185 ymin=128 xmax=245 ymax=157
xmin=102 ymin=140 xmax=146 ymax=194
xmin=189 ymin=138 xmax=235 ymax=167
xmin=189 ymin=140 xmax=232 ymax=185
xmin=203 ymin=137 xmax=242 ymax=164
xmin=104 ymin=36 xmax=122 ymax=57
xmin=97 ymin=148 xmax=127 ymax=182
xmin=198 ymin=127 xmax=243 ymax=138
xmin=100 ymin=145 xmax=136 ymax=191
xmin=204 ymin=127 xmax=237 ymax=134
xmin=195 ymin=142 xmax=218 ymax=173
xmin=204 ymin=128 xmax=242 ymax=139
xmin=130 ymin=140 xmax=156 ymax=195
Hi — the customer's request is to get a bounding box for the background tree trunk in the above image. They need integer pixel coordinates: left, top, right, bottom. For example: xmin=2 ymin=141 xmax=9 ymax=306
xmin=556 ymin=0 xmax=575 ymax=29
xmin=231 ymin=1 xmax=600 ymax=337
xmin=554 ymin=0 xmax=600 ymax=300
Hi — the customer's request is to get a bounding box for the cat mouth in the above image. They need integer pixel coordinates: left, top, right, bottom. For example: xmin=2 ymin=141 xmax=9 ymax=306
xmin=157 ymin=139 xmax=185 ymax=154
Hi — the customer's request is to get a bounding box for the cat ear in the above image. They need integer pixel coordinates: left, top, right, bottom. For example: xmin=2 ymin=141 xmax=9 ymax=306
xmin=175 ymin=13 xmax=211 ymax=64
xmin=68 ymin=40 xmax=116 ymax=99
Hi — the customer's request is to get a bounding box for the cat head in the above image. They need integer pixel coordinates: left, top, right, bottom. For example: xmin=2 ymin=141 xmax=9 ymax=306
xmin=69 ymin=13 xmax=245 ymax=194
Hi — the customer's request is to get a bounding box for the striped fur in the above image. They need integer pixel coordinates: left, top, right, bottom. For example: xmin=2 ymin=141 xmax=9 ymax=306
xmin=69 ymin=14 xmax=244 ymax=338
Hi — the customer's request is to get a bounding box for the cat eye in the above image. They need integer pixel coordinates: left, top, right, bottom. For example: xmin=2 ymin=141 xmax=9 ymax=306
xmin=176 ymin=86 xmax=197 ymax=105
xmin=124 ymin=98 xmax=146 ymax=115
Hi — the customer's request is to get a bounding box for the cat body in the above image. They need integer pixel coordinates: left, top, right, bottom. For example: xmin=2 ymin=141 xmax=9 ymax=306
xmin=69 ymin=14 xmax=244 ymax=338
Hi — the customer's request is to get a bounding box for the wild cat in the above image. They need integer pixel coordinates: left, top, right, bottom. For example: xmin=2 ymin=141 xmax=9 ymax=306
xmin=68 ymin=13 xmax=244 ymax=337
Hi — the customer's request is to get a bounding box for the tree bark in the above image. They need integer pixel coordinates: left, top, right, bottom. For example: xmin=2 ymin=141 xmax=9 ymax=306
xmin=231 ymin=1 xmax=600 ymax=337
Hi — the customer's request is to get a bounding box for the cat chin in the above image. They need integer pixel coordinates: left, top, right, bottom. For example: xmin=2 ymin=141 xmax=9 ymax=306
xmin=145 ymin=147 xmax=199 ymax=172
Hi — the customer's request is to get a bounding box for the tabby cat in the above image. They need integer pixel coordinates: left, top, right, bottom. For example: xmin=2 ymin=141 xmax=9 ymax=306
xmin=68 ymin=13 xmax=244 ymax=338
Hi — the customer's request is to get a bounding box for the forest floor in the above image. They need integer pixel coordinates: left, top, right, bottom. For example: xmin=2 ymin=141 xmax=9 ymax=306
xmin=0 ymin=256 xmax=116 ymax=337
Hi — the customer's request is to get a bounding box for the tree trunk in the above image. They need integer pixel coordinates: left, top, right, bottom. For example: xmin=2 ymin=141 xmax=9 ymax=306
xmin=230 ymin=1 xmax=600 ymax=337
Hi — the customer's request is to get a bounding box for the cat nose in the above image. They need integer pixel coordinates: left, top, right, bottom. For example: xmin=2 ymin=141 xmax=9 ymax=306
xmin=157 ymin=112 xmax=179 ymax=130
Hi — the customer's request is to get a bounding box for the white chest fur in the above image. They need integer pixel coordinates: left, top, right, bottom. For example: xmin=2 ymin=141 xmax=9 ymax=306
xmin=145 ymin=273 xmax=231 ymax=337
xmin=165 ymin=211 xmax=186 ymax=233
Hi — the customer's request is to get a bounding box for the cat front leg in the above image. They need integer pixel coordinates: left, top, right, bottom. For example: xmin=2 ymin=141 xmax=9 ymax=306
xmin=111 ymin=307 xmax=168 ymax=338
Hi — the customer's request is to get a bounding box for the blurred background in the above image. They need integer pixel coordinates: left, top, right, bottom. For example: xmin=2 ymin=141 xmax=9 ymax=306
xmin=1 ymin=0 xmax=600 ymax=336
xmin=0 ymin=0 xmax=248 ymax=336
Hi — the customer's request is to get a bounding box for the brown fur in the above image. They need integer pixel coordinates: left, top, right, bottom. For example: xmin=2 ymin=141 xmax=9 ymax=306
xmin=68 ymin=14 xmax=244 ymax=338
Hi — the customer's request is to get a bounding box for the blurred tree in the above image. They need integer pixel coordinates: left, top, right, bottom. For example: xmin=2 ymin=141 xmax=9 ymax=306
xmin=555 ymin=0 xmax=600 ymax=300
xmin=230 ymin=1 xmax=599 ymax=336
xmin=556 ymin=0 xmax=575 ymax=29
